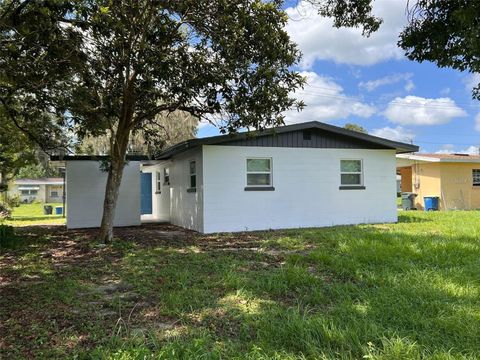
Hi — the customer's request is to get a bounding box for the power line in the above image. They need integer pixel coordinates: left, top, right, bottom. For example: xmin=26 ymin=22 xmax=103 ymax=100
xmin=294 ymin=89 xmax=480 ymax=110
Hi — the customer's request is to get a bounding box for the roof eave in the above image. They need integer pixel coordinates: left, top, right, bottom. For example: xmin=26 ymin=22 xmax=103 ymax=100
xmin=156 ymin=121 xmax=419 ymax=159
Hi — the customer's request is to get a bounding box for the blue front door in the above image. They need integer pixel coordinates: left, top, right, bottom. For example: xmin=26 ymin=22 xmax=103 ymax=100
xmin=140 ymin=172 xmax=152 ymax=215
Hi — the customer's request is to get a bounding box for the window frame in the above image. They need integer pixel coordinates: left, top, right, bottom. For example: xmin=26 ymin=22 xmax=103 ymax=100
xmin=156 ymin=171 xmax=162 ymax=193
xmin=340 ymin=159 xmax=364 ymax=189
xmin=473 ymin=169 xmax=480 ymax=187
xmin=50 ymin=190 xmax=59 ymax=197
xmin=188 ymin=160 xmax=196 ymax=191
xmin=245 ymin=157 xmax=273 ymax=188
xmin=164 ymin=167 xmax=170 ymax=185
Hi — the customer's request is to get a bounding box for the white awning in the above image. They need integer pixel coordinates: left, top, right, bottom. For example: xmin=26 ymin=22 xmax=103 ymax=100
xmin=18 ymin=186 xmax=40 ymax=190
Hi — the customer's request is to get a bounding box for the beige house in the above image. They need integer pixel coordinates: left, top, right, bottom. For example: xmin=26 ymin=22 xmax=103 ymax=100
xmin=397 ymin=153 xmax=480 ymax=210
xmin=10 ymin=178 xmax=64 ymax=204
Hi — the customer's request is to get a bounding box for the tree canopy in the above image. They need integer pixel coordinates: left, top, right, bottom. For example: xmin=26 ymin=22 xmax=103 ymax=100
xmin=344 ymin=123 xmax=368 ymax=134
xmin=1 ymin=0 xmax=305 ymax=242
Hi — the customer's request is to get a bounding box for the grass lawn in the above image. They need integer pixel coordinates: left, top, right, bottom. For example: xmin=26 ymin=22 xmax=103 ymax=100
xmin=7 ymin=202 xmax=66 ymax=226
xmin=1 ymin=211 xmax=479 ymax=359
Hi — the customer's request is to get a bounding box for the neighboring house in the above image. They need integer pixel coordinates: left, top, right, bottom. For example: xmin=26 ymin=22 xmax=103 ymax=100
xmin=59 ymin=121 xmax=418 ymax=233
xmin=396 ymin=174 xmax=402 ymax=194
xmin=10 ymin=178 xmax=64 ymax=203
xmin=397 ymin=153 xmax=480 ymax=210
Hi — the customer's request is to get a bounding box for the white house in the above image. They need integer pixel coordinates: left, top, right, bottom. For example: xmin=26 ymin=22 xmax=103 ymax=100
xmin=58 ymin=121 xmax=418 ymax=233
xmin=9 ymin=178 xmax=64 ymax=204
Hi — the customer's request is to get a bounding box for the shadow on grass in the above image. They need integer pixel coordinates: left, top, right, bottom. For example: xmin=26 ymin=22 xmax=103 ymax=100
xmin=1 ymin=220 xmax=479 ymax=359
xmin=12 ymin=215 xmax=64 ymax=221
xmin=397 ymin=213 xmax=433 ymax=223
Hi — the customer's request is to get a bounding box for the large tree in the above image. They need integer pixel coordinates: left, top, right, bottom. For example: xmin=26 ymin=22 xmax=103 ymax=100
xmin=1 ymin=1 xmax=305 ymax=242
xmin=0 ymin=112 xmax=37 ymax=196
xmin=76 ymin=111 xmax=198 ymax=156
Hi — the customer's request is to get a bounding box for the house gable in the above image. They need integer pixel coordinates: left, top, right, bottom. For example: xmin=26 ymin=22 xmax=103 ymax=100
xmin=157 ymin=121 xmax=418 ymax=160
xmin=222 ymin=128 xmax=390 ymax=150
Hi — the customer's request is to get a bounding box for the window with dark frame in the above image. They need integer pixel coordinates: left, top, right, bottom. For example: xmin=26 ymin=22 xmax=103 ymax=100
xmin=189 ymin=161 xmax=196 ymax=189
xmin=51 ymin=191 xmax=59 ymax=197
xmin=164 ymin=168 xmax=170 ymax=185
xmin=473 ymin=169 xmax=480 ymax=186
xmin=340 ymin=160 xmax=363 ymax=186
xmin=246 ymin=158 xmax=272 ymax=186
xmin=156 ymin=171 xmax=161 ymax=192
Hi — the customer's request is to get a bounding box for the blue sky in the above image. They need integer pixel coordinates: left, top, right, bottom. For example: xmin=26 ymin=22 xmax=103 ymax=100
xmin=198 ymin=0 xmax=480 ymax=154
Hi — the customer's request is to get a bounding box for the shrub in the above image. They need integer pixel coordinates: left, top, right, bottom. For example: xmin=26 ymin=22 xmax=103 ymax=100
xmin=0 ymin=202 xmax=12 ymax=220
xmin=6 ymin=194 xmax=21 ymax=208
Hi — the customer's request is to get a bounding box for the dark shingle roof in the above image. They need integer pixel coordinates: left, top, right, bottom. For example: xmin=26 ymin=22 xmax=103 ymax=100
xmin=157 ymin=121 xmax=418 ymax=159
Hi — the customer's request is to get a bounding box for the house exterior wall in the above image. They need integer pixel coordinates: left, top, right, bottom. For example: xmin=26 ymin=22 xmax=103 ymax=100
xmin=410 ymin=162 xmax=480 ymax=210
xmin=66 ymin=161 xmax=141 ymax=229
xmin=9 ymin=184 xmax=47 ymax=203
xmin=140 ymin=162 xmax=171 ymax=222
xmin=201 ymin=145 xmax=397 ymax=233
xmin=169 ymin=148 xmax=204 ymax=232
xmin=440 ymin=163 xmax=480 ymax=210
xmin=412 ymin=162 xmax=442 ymax=210
xmin=399 ymin=167 xmax=412 ymax=193
xmin=46 ymin=185 xmax=64 ymax=203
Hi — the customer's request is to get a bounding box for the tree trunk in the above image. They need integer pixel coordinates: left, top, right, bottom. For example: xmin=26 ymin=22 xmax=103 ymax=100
xmin=98 ymin=72 xmax=137 ymax=243
xmin=98 ymin=156 xmax=126 ymax=243
xmin=98 ymin=129 xmax=131 ymax=243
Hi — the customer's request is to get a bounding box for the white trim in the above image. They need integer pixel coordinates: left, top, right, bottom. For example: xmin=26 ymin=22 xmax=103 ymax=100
xmin=163 ymin=167 xmax=170 ymax=185
xmin=340 ymin=159 xmax=363 ymax=186
xmin=189 ymin=160 xmax=197 ymax=189
xmin=18 ymin=186 xmax=40 ymax=190
xmin=245 ymin=157 xmax=273 ymax=187
xmin=397 ymin=153 xmax=480 ymax=163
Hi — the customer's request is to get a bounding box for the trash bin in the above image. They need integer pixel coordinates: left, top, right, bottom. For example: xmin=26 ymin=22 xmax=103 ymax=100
xmin=424 ymin=196 xmax=439 ymax=211
xmin=43 ymin=205 xmax=53 ymax=215
xmin=401 ymin=192 xmax=417 ymax=210
xmin=55 ymin=206 xmax=63 ymax=215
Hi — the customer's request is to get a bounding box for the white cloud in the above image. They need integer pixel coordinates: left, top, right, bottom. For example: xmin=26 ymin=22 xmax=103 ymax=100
xmin=440 ymin=87 xmax=451 ymax=96
xmin=285 ymin=0 xmax=407 ymax=67
xmin=371 ymin=126 xmax=414 ymax=143
xmin=463 ymin=73 xmax=480 ymax=93
xmin=284 ymin=71 xmax=376 ymax=124
xmin=384 ymin=96 xmax=467 ymax=125
xmin=404 ymin=79 xmax=415 ymax=92
xmin=436 ymin=144 xmax=479 ymax=155
xmin=358 ymin=73 xmax=413 ymax=92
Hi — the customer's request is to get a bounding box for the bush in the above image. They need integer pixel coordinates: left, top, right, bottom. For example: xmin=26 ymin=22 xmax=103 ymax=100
xmin=6 ymin=194 xmax=21 ymax=208
xmin=0 ymin=202 xmax=12 ymax=220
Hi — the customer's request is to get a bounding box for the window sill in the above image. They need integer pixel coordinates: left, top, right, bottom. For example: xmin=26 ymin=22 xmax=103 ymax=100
xmin=244 ymin=186 xmax=275 ymax=191
xmin=187 ymin=188 xmax=196 ymax=193
xmin=339 ymin=185 xmax=366 ymax=190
